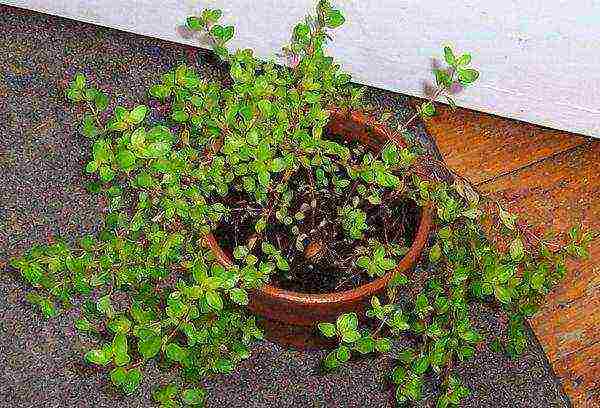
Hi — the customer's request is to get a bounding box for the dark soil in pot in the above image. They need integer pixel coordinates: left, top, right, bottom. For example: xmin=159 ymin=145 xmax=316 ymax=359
xmin=213 ymin=130 xmax=421 ymax=294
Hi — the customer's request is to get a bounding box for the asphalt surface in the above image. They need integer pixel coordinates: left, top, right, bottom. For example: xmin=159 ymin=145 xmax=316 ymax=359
xmin=0 ymin=5 xmax=570 ymax=408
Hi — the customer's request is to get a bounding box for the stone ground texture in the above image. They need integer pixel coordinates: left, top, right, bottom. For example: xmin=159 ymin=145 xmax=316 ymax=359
xmin=0 ymin=5 xmax=571 ymax=408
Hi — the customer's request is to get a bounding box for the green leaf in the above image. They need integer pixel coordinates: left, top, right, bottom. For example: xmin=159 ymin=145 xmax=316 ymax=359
xmin=213 ymin=45 xmax=229 ymax=59
xmin=229 ymin=288 xmax=249 ymax=305
xmin=373 ymin=245 xmax=385 ymax=260
xmin=255 ymin=217 xmax=267 ymax=233
xmin=412 ymin=356 xmax=430 ymax=375
xmin=379 ymin=257 xmax=396 ymax=271
xmin=317 ymin=322 xmax=336 ymax=338
xmin=481 ymin=282 xmax=494 ymax=296
xmin=443 ymin=46 xmax=456 ymax=66
xmin=498 ymin=206 xmax=517 ymax=230
xmin=304 ymin=91 xmax=321 ymax=104
xmin=206 ymin=290 xmax=223 ymax=311
xmin=457 ymin=53 xmax=472 ymax=66
xmin=73 ymin=73 xmax=86 ymax=89
xmin=66 ymin=87 xmax=82 ymax=102
xmin=239 ymin=104 xmax=253 ymax=122
xmin=182 ymin=388 xmax=206 ymax=405
xmin=74 ymin=317 xmax=94 ymax=333
xmin=85 ymin=348 xmax=112 ymax=366
xmin=153 ymin=384 xmax=180 ymax=404
xmin=414 ymin=294 xmax=432 ymax=318
xmin=270 ymin=158 xmax=285 ymax=172
xmin=87 ymin=181 xmax=102 ymax=193
xmin=165 ymin=342 xmax=188 ymax=362
xmin=171 ymin=110 xmax=189 ymax=122
xmin=494 ymin=285 xmax=512 ymax=304
xmin=490 ymin=338 xmax=503 ymax=353
xmin=404 ymin=376 xmax=423 ymax=401
xmin=97 ymin=295 xmax=114 ymax=318
xmin=258 ymin=170 xmax=271 ymax=188
xmin=246 ymin=129 xmax=260 ymax=146
xmin=429 ymin=243 xmax=441 ymax=263
xmin=215 ymin=357 xmax=234 ymax=373
xmin=117 ymin=149 xmax=136 ymax=170
xmin=136 ymin=172 xmax=154 ymax=188
xmin=149 ymin=84 xmax=171 ymax=100
xmin=94 ymin=91 xmax=109 ymax=111
xmin=130 ymin=127 xmax=146 ymax=148
xmin=260 ymin=242 xmax=276 ymax=255
xmin=294 ymin=23 xmax=311 ymax=40
xmin=458 ymin=68 xmax=479 ymax=85
xmin=122 ymin=368 xmax=142 ymax=395
xmin=336 ymin=313 xmax=358 ymax=334
xmin=85 ymin=88 xmax=100 ymax=104
xmin=434 ymin=68 xmax=452 ymax=88
xmin=460 ymin=329 xmax=482 ymax=343
xmin=326 ymin=9 xmax=345 ymax=28
xmin=324 ymin=350 xmax=340 ymax=369
xmin=382 ymin=143 xmax=399 ymax=165
xmin=509 ymin=237 xmax=524 ymax=262
xmin=530 ymin=271 xmax=545 ymax=291
xmin=421 ymin=101 xmax=435 ymax=118
xmin=82 ymin=114 xmax=99 ymax=138
xmin=211 ymin=25 xmax=234 ymax=42
xmin=389 ymin=272 xmax=408 ymax=287
xmin=204 ymin=9 xmax=223 ymax=23
xmin=221 ymin=25 xmax=235 ymax=42
xmin=233 ymin=245 xmax=249 ymax=260
xmin=451 ymin=265 xmax=470 ymax=284
xmin=99 ymin=165 xmax=115 ymax=182
xmin=569 ymin=225 xmax=580 ymax=240
xmin=497 ymin=264 xmax=515 ymax=283
xmin=186 ymin=16 xmax=203 ymax=31
xmin=108 ymin=316 xmax=132 ymax=334
xmin=138 ymin=334 xmax=162 ymax=359
xmin=356 ymin=256 xmax=370 ymax=269
xmin=144 ymin=141 xmax=171 ymax=159
xmin=85 ymin=160 xmax=99 ymax=174
xmin=341 ymin=329 xmax=361 ymax=344
xmin=459 ymin=345 xmax=475 ymax=360
xmin=336 ymin=345 xmax=351 ymax=362
xmin=392 ymin=365 xmax=406 ymax=384
xmin=110 ymin=367 xmax=127 ymax=386
xmin=354 ymin=336 xmax=375 ymax=354
xmin=113 ymin=333 xmax=130 ymax=366
xmin=129 ymin=105 xmax=148 ymax=124
xmin=258 ymin=99 xmax=273 ymax=117
xmin=276 ymin=256 xmax=289 ymax=271
xmin=375 ymin=337 xmax=393 ymax=353
xmin=426 ymin=323 xmax=444 ymax=339
xmin=370 ymin=296 xmax=381 ymax=308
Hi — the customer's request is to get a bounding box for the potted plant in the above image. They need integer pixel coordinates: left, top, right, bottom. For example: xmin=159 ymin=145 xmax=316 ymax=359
xmin=203 ymin=104 xmax=435 ymax=350
xmin=8 ymin=1 xmax=594 ymax=407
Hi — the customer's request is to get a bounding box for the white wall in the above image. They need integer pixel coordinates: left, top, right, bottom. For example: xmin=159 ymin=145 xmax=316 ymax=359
xmin=5 ymin=0 xmax=600 ymax=138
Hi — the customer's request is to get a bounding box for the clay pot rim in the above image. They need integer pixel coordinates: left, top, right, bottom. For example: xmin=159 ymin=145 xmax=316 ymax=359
xmin=204 ymin=107 xmax=434 ymax=305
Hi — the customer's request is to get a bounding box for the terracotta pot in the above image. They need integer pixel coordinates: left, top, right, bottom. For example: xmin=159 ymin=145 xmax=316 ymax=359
xmin=204 ymin=108 xmax=434 ymax=349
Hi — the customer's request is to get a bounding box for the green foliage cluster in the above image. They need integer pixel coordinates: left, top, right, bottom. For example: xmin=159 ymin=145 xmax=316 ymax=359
xmin=320 ymin=189 xmax=594 ymax=405
xmin=8 ymin=1 xmax=595 ymax=407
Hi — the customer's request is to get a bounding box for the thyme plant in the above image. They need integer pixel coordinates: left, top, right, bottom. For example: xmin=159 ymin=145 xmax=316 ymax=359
xmin=8 ymin=1 xmax=594 ymax=407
